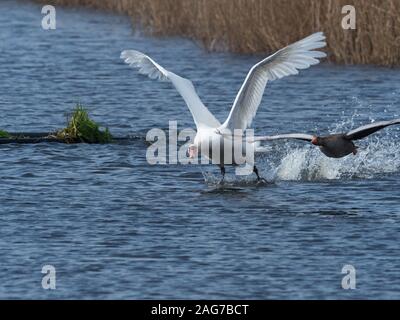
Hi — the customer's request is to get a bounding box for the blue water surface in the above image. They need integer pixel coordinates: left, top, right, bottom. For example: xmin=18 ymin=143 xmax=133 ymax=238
xmin=0 ymin=0 xmax=400 ymax=299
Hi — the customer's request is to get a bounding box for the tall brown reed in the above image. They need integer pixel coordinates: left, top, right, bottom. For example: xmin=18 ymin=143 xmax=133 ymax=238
xmin=38 ymin=0 xmax=400 ymax=66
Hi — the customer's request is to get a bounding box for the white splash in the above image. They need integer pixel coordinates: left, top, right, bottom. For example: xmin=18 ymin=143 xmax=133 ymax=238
xmin=275 ymin=147 xmax=342 ymax=181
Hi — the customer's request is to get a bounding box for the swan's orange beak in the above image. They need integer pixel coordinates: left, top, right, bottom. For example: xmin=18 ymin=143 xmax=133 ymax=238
xmin=311 ymin=137 xmax=318 ymax=145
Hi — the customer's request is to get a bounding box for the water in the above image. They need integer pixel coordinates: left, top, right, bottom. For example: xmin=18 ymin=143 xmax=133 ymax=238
xmin=1 ymin=0 xmax=400 ymax=299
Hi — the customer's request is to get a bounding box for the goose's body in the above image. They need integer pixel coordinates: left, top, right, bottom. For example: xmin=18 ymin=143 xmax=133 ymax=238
xmin=317 ymin=134 xmax=357 ymax=158
xmin=121 ymin=32 xmax=327 ymax=180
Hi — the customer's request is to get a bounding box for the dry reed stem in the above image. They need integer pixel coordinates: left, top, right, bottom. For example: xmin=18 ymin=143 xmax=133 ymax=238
xmin=37 ymin=0 xmax=400 ymax=66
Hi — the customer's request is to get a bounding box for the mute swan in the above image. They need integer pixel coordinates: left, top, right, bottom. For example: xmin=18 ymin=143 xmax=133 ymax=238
xmin=121 ymin=32 xmax=326 ymax=180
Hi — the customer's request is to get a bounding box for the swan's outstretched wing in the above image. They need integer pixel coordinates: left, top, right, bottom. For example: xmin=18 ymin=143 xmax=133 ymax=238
xmin=345 ymin=119 xmax=400 ymax=140
xmin=221 ymin=32 xmax=326 ymax=131
xmin=251 ymin=133 xmax=314 ymax=142
xmin=121 ymin=50 xmax=220 ymax=128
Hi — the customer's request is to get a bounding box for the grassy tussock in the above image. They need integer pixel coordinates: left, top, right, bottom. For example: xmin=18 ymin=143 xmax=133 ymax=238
xmin=56 ymin=105 xmax=112 ymax=143
xmin=39 ymin=0 xmax=400 ymax=66
xmin=0 ymin=130 xmax=10 ymax=138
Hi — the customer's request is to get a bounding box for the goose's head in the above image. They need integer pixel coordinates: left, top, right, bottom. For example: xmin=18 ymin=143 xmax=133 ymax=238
xmin=311 ymin=136 xmax=321 ymax=146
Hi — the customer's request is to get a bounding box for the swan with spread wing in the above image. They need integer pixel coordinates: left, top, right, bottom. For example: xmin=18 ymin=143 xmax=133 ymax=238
xmin=121 ymin=32 xmax=326 ymax=181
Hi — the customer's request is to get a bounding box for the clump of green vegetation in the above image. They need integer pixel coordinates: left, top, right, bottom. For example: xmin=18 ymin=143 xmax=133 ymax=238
xmin=0 ymin=130 xmax=10 ymax=138
xmin=56 ymin=104 xmax=112 ymax=143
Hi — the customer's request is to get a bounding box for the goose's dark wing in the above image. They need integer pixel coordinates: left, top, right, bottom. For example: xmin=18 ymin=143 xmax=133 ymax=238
xmin=345 ymin=119 xmax=400 ymax=140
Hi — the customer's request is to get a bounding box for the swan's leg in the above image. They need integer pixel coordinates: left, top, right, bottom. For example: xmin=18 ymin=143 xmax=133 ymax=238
xmin=220 ymin=166 xmax=226 ymax=184
xmin=253 ymin=165 xmax=267 ymax=183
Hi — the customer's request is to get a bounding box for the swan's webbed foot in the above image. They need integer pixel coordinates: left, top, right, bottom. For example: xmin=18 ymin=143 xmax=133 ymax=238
xmin=253 ymin=166 xmax=268 ymax=183
xmin=219 ymin=166 xmax=226 ymax=184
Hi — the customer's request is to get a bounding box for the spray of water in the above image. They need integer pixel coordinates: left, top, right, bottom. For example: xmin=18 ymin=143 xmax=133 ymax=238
xmin=202 ymin=111 xmax=400 ymax=184
xmin=268 ymin=112 xmax=400 ymax=181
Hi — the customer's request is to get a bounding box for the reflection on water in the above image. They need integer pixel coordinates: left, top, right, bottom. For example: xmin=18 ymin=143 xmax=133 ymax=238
xmin=0 ymin=0 xmax=400 ymax=299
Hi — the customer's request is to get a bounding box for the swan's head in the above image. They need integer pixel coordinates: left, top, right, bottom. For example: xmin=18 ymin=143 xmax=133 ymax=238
xmin=187 ymin=144 xmax=198 ymax=159
xmin=311 ymin=136 xmax=321 ymax=146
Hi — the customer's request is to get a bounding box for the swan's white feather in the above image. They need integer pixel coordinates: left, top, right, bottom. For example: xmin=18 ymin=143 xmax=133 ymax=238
xmin=221 ymin=32 xmax=326 ymax=131
xmin=121 ymin=50 xmax=221 ymax=129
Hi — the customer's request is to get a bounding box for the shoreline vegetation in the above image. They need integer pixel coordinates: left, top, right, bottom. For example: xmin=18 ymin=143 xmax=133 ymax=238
xmin=37 ymin=0 xmax=400 ymax=66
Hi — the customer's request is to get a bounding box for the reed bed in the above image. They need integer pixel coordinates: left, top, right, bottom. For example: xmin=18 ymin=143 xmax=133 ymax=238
xmin=38 ymin=0 xmax=400 ymax=66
